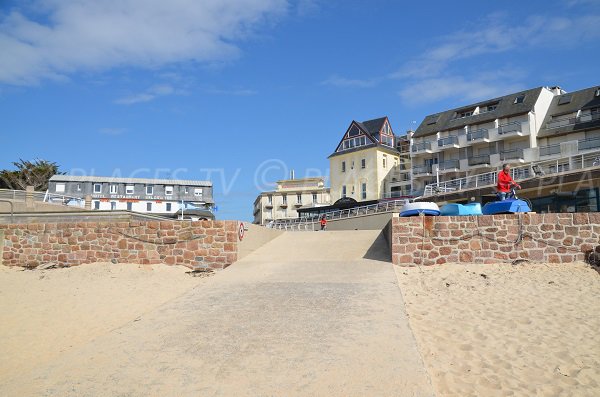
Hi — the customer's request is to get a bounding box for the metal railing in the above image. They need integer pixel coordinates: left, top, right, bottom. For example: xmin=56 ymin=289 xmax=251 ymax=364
xmin=268 ymin=199 xmax=407 ymax=231
xmin=412 ymin=141 xmax=432 ymax=152
xmin=546 ymin=112 xmax=600 ymax=129
xmin=422 ymin=149 xmax=600 ymax=197
xmin=437 ymin=135 xmax=458 ymax=147
xmin=539 ymin=144 xmax=561 ymax=157
xmin=579 ymin=137 xmax=600 ymax=151
xmin=0 ymin=189 xmax=85 ymax=208
xmin=467 ymin=128 xmax=489 ymax=141
xmin=413 ymin=165 xmax=432 ymax=175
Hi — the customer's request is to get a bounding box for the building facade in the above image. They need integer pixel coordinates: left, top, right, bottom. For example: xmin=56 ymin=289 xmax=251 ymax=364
xmin=253 ymin=177 xmax=330 ymax=225
xmin=48 ymin=175 xmax=214 ymax=218
xmin=329 ymin=117 xmax=403 ymax=202
xmin=411 ymin=84 xmax=600 ymax=213
xmin=410 ymin=86 xmax=558 ymax=194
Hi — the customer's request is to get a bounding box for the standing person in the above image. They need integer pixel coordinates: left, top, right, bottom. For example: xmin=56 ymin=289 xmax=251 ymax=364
xmin=497 ymin=163 xmax=521 ymax=200
xmin=320 ymin=215 xmax=327 ymax=231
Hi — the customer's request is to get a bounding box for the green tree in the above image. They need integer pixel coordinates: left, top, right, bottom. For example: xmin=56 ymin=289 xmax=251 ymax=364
xmin=0 ymin=159 xmax=64 ymax=191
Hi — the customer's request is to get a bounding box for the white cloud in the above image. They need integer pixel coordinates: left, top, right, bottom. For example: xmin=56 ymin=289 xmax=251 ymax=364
xmin=114 ymin=84 xmax=179 ymax=105
xmin=206 ymin=88 xmax=258 ymax=96
xmin=0 ymin=0 xmax=288 ymax=85
xmin=99 ymin=127 xmax=127 ymax=135
xmin=321 ymin=75 xmax=379 ymax=88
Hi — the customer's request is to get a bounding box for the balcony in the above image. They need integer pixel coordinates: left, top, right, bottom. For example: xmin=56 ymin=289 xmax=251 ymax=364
xmin=498 ymin=122 xmax=526 ymax=136
xmin=438 ymin=159 xmax=460 ymax=172
xmin=539 ymin=144 xmax=561 ymax=157
xmin=578 ymin=137 xmax=600 ymax=152
xmin=265 ymin=203 xmax=273 ymax=208
xmin=466 ymin=128 xmax=489 ymax=143
xmin=412 ymin=141 xmax=432 ymax=153
xmin=413 ymin=165 xmax=432 ymax=176
xmin=546 ymin=112 xmax=600 ymax=130
xmin=499 ymin=148 xmax=524 ymax=161
xmin=468 ymin=155 xmax=491 ymax=167
xmin=437 ymin=135 xmax=459 ymax=148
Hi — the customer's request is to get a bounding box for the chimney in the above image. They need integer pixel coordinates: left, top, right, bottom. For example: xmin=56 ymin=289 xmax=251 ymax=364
xmin=549 ymin=86 xmax=565 ymax=95
xmin=290 ymin=169 xmax=295 ymax=180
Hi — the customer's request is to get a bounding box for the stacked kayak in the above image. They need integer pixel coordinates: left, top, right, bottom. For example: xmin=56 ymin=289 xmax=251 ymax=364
xmin=440 ymin=202 xmax=483 ymax=216
xmin=400 ymin=202 xmax=440 ymax=217
xmin=482 ymin=199 xmax=531 ymax=215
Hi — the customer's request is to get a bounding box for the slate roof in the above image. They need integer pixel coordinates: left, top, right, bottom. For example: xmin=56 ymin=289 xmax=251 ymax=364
xmin=49 ymin=175 xmax=212 ymax=187
xmin=538 ymin=85 xmax=600 ymax=138
xmin=413 ymin=87 xmax=545 ymax=138
xmin=329 ymin=116 xmax=400 ymax=158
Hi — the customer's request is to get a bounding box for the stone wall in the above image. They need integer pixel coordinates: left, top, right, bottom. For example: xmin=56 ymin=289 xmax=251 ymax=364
xmin=391 ymin=213 xmax=600 ymax=266
xmin=0 ymin=220 xmax=239 ymax=270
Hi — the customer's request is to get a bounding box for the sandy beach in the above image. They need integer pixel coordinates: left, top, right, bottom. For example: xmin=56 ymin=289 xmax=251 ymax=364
xmin=0 ymin=263 xmax=210 ymax=381
xmin=396 ymin=262 xmax=600 ymax=397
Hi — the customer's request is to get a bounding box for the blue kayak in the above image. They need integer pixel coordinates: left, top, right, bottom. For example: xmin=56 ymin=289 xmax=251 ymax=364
xmin=440 ymin=203 xmax=483 ymax=216
xmin=482 ymin=199 xmax=531 ymax=215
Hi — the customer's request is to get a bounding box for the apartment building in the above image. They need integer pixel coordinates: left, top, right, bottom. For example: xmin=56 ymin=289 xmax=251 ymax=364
xmin=253 ymin=177 xmax=330 ymax=225
xmin=48 ymin=175 xmax=214 ymax=218
xmin=410 ymin=87 xmax=557 ymax=194
xmin=329 ymin=117 xmax=403 ymax=202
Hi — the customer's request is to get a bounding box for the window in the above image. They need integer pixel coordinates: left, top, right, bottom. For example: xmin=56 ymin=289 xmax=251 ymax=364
xmin=76 ymin=184 xmax=81 ymax=191
xmin=486 ymin=104 xmax=498 ymax=112
xmin=110 ymin=184 xmax=118 ymax=194
xmin=194 ymin=188 xmax=203 ymax=197
xmin=55 ymin=183 xmax=65 ymax=193
xmin=146 ymin=185 xmax=154 ymax=195
xmin=165 ymin=186 xmax=173 ymax=195
xmin=267 ymin=194 xmax=273 ymax=204
xmin=166 ymin=203 xmax=172 ymax=211
xmin=93 ymin=184 xmax=102 ymax=193
xmin=342 ymin=185 xmax=347 ymax=198
xmin=380 ymin=135 xmax=394 ymax=147
xmin=558 ymin=95 xmax=572 ymax=105
xmin=312 ymin=193 xmax=317 ymax=203
xmin=110 ymin=201 xmax=116 ymax=210
xmin=184 ymin=187 xmax=189 ymax=194
xmin=342 ymin=161 xmax=346 ymax=172
xmin=361 ymin=183 xmax=367 ymax=200
xmin=126 ymin=202 xmax=132 ymax=211
xmin=282 ymin=208 xmax=288 ymax=217
xmin=383 ymin=156 xmax=387 ymax=168
xmin=146 ymin=202 xmax=152 ymax=211
xmin=296 ymin=193 xmax=302 ymax=204
xmin=282 ymin=194 xmax=287 ymax=205
xmin=514 ymin=95 xmax=525 ymax=104
xmin=361 ymin=159 xmax=366 ymax=169
xmin=126 ymin=185 xmax=134 ymax=195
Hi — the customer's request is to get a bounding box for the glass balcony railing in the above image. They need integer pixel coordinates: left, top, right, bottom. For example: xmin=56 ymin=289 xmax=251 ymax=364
xmin=437 ymin=135 xmax=458 ymax=147
xmin=468 ymin=155 xmax=490 ymax=166
xmin=466 ymin=128 xmax=489 ymax=141
xmin=438 ymin=159 xmax=460 ymax=170
xmin=498 ymin=122 xmax=523 ymax=135
xmin=539 ymin=144 xmax=561 ymax=157
xmin=578 ymin=137 xmax=600 ymax=151
xmin=412 ymin=141 xmax=432 ymax=152
xmin=413 ymin=165 xmax=432 ymax=175
xmin=500 ymin=148 xmax=524 ymax=160
xmin=546 ymin=113 xmax=600 ymax=130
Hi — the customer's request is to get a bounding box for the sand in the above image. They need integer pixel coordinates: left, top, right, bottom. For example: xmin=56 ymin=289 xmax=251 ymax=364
xmin=395 ymin=262 xmax=600 ymax=397
xmin=0 ymin=262 xmax=210 ymax=381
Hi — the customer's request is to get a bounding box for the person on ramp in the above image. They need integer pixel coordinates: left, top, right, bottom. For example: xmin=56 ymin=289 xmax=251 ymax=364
xmin=320 ymin=216 xmax=327 ymax=231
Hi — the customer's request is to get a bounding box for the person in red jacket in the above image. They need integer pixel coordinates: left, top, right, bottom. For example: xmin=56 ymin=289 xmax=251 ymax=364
xmin=320 ymin=216 xmax=327 ymax=231
xmin=497 ymin=163 xmax=521 ymax=200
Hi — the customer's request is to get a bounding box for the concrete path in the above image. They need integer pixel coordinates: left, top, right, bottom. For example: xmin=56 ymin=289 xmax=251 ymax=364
xmin=1 ymin=231 xmax=434 ymax=397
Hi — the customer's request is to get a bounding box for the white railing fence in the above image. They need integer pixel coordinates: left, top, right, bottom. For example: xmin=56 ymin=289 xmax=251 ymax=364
xmin=0 ymin=189 xmax=85 ymax=208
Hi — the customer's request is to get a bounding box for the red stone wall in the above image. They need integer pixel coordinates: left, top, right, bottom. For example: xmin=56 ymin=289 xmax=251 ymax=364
xmin=391 ymin=213 xmax=600 ymax=266
xmin=0 ymin=220 xmax=239 ymax=270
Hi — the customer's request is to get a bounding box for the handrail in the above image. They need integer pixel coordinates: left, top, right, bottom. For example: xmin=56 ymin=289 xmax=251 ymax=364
xmin=0 ymin=199 xmax=14 ymax=222
xmin=0 ymin=189 xmax=85 ymax=207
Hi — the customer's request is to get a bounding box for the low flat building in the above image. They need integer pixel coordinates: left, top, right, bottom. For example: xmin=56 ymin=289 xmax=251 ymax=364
xmin=253 ymin=177 xmax=330 ymax=225
xmin=47 ymin=175 xmax=214 ymax=219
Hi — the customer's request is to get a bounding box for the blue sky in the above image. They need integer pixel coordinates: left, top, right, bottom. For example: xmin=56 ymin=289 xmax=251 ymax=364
xmin=1 ymin=0 xmax=599 ymax=220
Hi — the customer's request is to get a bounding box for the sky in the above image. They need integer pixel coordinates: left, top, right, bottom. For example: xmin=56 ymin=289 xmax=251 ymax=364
xmin=1 ymin=0 xmax=599 ymax=221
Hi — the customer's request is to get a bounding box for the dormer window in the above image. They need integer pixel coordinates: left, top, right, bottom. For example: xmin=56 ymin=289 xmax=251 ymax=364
xmin=455 ymin=109 xmax=474 ymax=119
xmin=480 ymin=102 xmax=499 ymax=113
xmin=558 ymin=95 xmax=572 ymax=105
xmin=514 ymin=95 xmax=525 ymax=104
xmin=595 ymin=88 xmax=600 ymax=97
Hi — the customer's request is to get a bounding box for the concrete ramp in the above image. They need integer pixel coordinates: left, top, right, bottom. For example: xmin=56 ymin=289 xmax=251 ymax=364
xmin=242 ymin=230 xmax=390 ymax=263
xmin=1 ymin=230 xmax=434 ymax=397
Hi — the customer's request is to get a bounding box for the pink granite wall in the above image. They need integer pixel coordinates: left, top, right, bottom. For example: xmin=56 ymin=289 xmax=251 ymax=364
xmin=0 ymin=220 xmax=239 ymax=270
xmin=391 ymin=213 xmax=600 ymax=266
